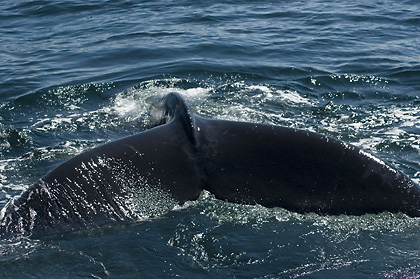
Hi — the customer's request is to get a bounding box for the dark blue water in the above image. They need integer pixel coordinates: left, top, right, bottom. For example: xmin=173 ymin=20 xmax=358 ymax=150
xmin=1 ymin=0 xmax=420 ymax=277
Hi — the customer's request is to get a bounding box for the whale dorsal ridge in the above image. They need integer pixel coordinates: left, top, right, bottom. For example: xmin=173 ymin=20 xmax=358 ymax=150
xmin=149 ymin=92 xmax=198 ymax=146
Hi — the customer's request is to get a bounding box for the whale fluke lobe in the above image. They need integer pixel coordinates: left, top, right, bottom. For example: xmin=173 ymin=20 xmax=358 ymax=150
xmin=1 ymin=92 xmax=420 ymax=238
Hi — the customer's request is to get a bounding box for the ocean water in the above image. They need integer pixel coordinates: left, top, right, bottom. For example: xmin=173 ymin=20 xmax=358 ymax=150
xmin=1 ymin=0 xmax=420 ymax=277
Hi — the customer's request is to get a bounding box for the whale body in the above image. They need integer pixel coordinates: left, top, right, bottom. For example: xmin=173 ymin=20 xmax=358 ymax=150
xmin=1 ymin=93 xmax=420 ymax=238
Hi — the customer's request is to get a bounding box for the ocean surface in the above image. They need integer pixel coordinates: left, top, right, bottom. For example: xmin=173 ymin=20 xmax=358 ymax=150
xmin=1 ymin=0 xmax=420 ymax=278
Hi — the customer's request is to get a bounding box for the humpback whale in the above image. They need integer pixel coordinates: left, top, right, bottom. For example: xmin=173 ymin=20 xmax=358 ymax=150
xmin=1 ymin=92 xmax=420 ymax=238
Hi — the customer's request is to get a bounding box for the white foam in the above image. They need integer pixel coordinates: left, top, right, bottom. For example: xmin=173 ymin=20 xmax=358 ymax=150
xmin=111 ymin=93 xmax=146 ymax=119
xmin=248 ymin=85 xmax=272 ymax=94
xmin=277 ymin=89 xmax=315 ymax=106
xmin=183 ymin=87 xmax=210 ymax=98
